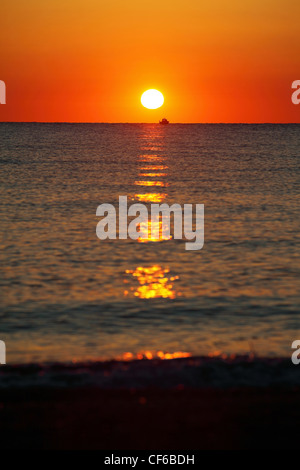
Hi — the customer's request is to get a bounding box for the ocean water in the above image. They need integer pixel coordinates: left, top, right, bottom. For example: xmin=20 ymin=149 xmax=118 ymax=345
xmin=0 ymin=123 xmax=299 ymax=364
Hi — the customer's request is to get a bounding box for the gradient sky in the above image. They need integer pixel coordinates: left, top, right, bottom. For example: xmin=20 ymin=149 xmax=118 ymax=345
xmin=1 ymin=0 xmax=300 ymax=122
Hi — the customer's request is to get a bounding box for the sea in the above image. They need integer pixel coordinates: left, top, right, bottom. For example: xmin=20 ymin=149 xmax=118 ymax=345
xmin=1 ymin=123 xmax=299 ymax=366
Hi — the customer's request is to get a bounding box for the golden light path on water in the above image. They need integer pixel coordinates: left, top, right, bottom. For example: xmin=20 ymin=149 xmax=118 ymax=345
xmin=139 ymin=154 xmax=162 ymax=161
xmin=133 ymin=127 xmax=171 ymax=241
xmin=140 ymin=165 xmax=168 ymax=170
xmin=137 ymin=219 xmax=171 ymax=243
xmin=139 ymin=173 xmax=167 ymax=177
xmin=124 ymin=265 xmax=179 ymax=299
xmin=134 ymin=193 xmax=166 ymax=203
xmin=120 ymin=351 xmax=192 ymax=361
xmin=121 ymin=126 xmax=188 ymax=361
xmin=134 ymin=180 xmax=168 ymax=187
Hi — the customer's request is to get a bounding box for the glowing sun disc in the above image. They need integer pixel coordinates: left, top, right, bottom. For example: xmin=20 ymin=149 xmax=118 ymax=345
xmin=141 ymin=89 xmax=164 ymax=109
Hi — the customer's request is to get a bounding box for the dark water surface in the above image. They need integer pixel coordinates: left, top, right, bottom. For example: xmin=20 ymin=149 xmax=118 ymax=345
xmin=0 ymin=123 xmax=299 ymax=363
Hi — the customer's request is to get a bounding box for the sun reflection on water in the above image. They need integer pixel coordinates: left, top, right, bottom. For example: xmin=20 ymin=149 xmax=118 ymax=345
xmin=134 ymin=193 xmax=166 ymax=203
xmin=137 ymin=219 xmax=172 ymax=243
xmin=140 ymin=165 xmax=168 ymax=170
xmin=139 ymin=155 xmax=161 ymax=162
xmin=139 ymin=173 xmax=167 ymax=177
xmin=134 ymin=180 xmax=169 ymax=187
xmin=124 ymin=265 xmax=180 ymax=299
xmin=120 ymin=351 xmax=191 ymax=361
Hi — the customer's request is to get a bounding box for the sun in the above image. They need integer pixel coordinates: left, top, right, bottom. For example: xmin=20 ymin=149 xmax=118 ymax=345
xmin=141 ymin=89 xmax=164 ymax=109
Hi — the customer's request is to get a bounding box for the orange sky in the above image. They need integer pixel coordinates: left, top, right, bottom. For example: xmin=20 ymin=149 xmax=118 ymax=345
xmin=1 ymin=0 xmax=300 ymax=122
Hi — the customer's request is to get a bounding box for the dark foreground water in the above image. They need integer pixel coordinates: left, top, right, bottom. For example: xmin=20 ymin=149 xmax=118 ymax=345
xmin=0 ymin=123 xmax=299 ymax=364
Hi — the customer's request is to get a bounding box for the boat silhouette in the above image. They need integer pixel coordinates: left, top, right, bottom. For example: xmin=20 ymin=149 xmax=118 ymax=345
xmin=159 ymin=118 xmax=169 ymax=125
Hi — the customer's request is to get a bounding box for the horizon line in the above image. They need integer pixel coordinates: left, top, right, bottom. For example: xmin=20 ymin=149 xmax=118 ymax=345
xmin=1 ymin=121 xmax=300 ymax=125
